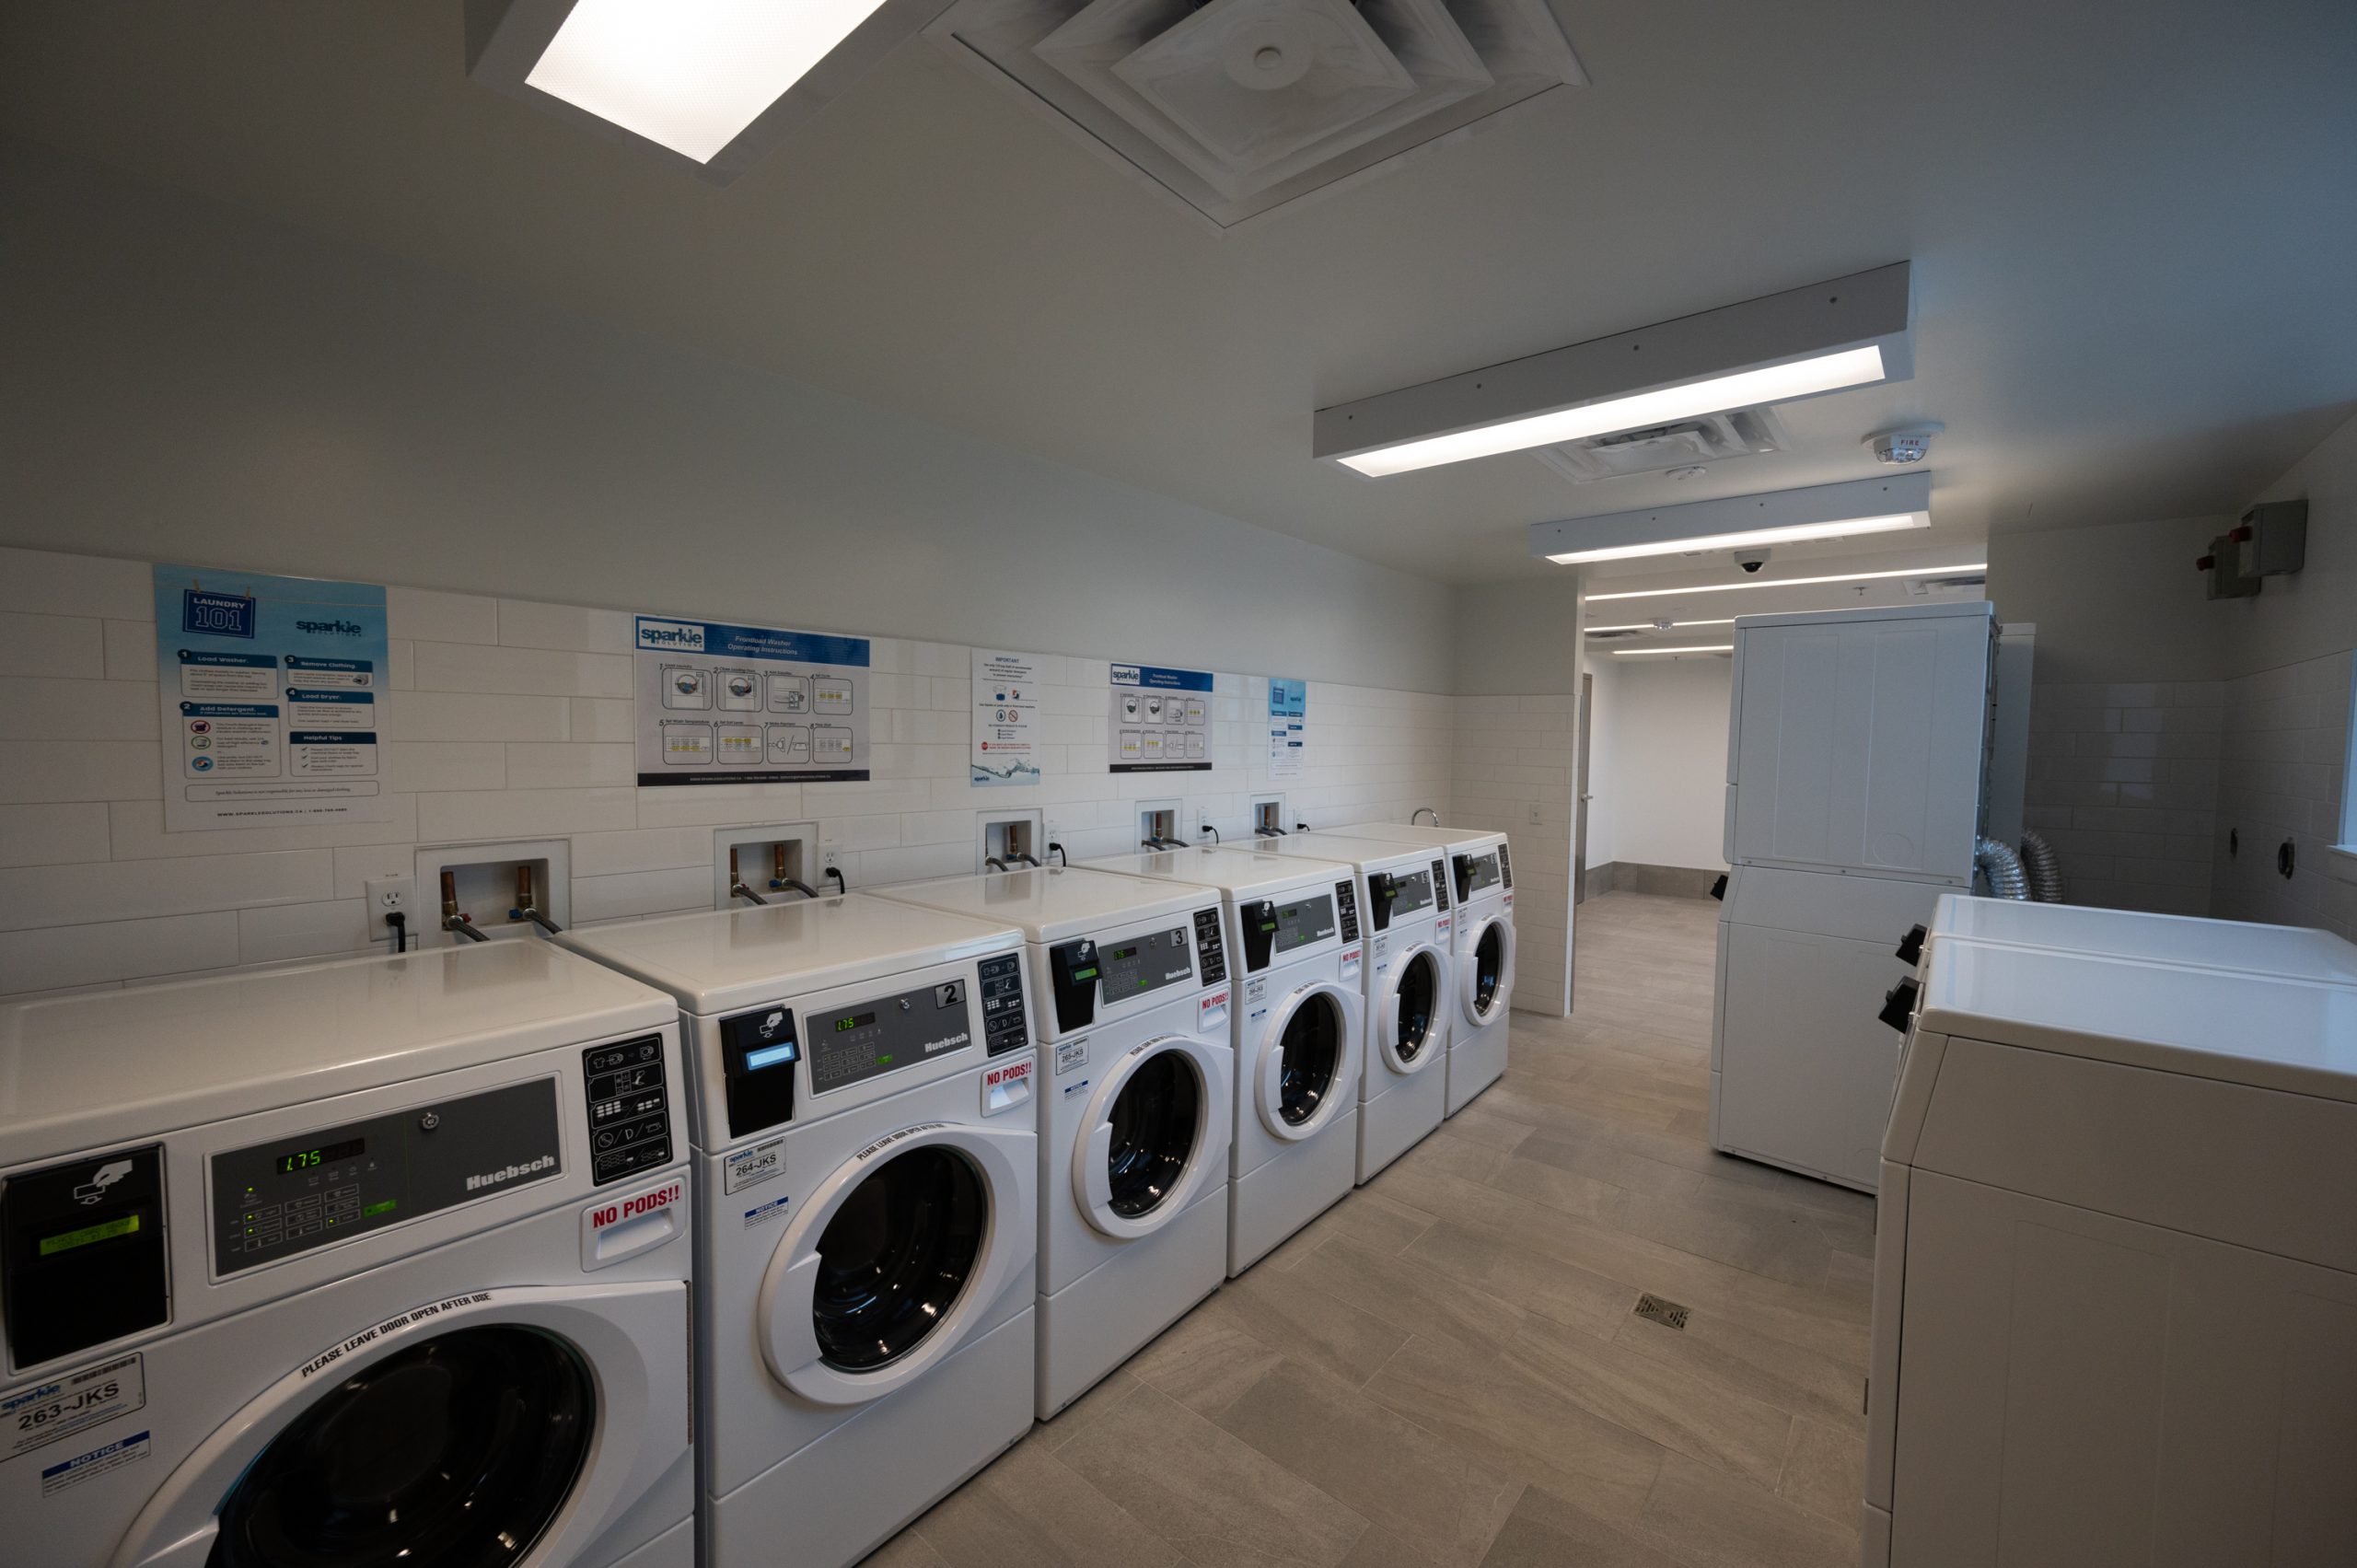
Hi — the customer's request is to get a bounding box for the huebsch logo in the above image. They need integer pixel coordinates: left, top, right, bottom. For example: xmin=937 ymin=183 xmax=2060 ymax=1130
xmin=465 ymin=1154 xmax=556 ymax=1192
xmin=294 ymin=618 xmax=364 ymax=637
xmin=636 ymin=619 xmax=705 ymax=652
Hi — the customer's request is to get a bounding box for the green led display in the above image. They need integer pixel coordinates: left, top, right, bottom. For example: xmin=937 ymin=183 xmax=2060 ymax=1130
xmin=40 ymin=1214 xmax=139 ymax=1256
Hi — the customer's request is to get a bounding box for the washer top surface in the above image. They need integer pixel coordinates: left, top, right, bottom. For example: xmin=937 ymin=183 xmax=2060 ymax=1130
xmin=1086 ymin=845 xmax=1347 ymax=901
xmin=1919 ymin=937 xmax=2357 ymax=1104
xmin=1326 ymin=822 xmax=1508 ymax=856
xmin=875 ymin=865 xmax=1209 ymax=946
xmin=0 ymin=942 xmax=674 ymax=1166
xmin=1248 ymin=832 xmax=1435 ymax=876
xmin=1929 ymin=894 xmax=2357 ymax=984
xmin=558 ymin=892 xmax=1019 ymax=1017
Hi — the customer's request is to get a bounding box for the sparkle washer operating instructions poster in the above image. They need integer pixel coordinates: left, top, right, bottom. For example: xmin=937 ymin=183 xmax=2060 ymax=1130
xmin=632 ymin=614 xmax=870 ymax=784
xmin=152 ymin=564 xmax=393 ymax=831
xmin=1109 ymin=662 xmax=1213 ymax=772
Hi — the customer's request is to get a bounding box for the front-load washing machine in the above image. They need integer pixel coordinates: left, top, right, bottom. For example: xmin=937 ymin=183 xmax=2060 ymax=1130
xmin=1084 ymin=846 xmax=1364 ymax=1275
xmin=0 ymin=942 xmax=696 ymax=1568
xmin=872 ymin=865 xmax=1233 ymax=1417
xmin=1249 ymin=832 xmax=1452 ymax=1182
xmin=1330 ymin=823 xmax=1515 ymax=1115
xmin=556 ymin=894 xmax=1037 ymax=1568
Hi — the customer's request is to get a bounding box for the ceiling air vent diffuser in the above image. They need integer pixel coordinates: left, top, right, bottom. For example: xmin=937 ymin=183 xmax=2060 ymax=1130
xmin=1532 ymin=407 xmax=1791 ymax=484
xmin=929 ymin=0 xmax=1585 ymax=229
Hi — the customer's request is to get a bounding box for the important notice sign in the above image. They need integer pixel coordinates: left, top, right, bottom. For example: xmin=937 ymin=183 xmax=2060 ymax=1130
xmin=971 ymin=650 xmax=1041 ymax=787
xmin=633 ymin=615 xmax=870 ymax=784
xmin=153 ymin=565 xmax=391 ymax=831
xmin=1109 ymin=662 xmax=1213 ymax=773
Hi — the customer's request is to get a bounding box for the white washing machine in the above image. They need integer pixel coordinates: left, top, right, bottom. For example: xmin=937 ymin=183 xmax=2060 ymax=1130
xmin=0 ymin=942 xmax=696 ymax=1568
xmin=1329 ymin=823 xmax=1515 ymax=1116
xmin=556 ymin=895 xmax=1036 ymax=1568
xmin=1084 ymin=847 xmax=1364 ymax=1275
xmin=871 ymin=866 xmax=1233 ymax=1417
xmin=1248 ymin=833 xmax=1452 ymax=1182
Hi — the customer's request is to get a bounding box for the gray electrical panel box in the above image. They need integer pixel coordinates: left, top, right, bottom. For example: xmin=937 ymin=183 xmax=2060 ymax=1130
xmin=2239 ymin=499 xmax=2307 ymax=577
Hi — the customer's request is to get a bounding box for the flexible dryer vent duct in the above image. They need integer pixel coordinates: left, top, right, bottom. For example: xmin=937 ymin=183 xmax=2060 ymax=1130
xmin=2019 ymin=830 xmax=2064 ymax=903
xmin=1975 ymin=836 xmax=2029 ymax=901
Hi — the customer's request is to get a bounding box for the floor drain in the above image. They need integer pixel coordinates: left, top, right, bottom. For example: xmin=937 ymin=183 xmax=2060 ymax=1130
xmin=1633 ymin=1294 xmax=1689 ymax=1330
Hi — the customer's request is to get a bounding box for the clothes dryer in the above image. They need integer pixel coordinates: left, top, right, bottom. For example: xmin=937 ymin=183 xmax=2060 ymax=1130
xmin=872 ymin=866 xmax=1232 ymax=1416
xmin=557 ymin=895 xmax=1036 ymax=1568
xmin=1247 ymin=833 xmax=1451 ymax=1181
xmin=0 ymin=942 xmax=695 ymax=1568
xmin=1083 ymin=847 xmax=1364 ymax=1274
xmin=1327 ymin=823 xmax=1515 ymax=1115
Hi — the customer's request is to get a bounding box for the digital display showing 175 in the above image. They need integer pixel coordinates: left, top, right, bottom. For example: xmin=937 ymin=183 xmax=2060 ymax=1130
xmin=833 ymin=1011 xmax=877 ymax=1033
xmin=275 ymin=1137 xmax=365 ymax=1176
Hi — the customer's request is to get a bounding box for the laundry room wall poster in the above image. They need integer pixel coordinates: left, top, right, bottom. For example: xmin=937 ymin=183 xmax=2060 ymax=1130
xmin=632 ymin=614 xmax=872 ymax=784
xmin=152 ymin=564 xmax=394 ymax=830
xmin=1266 ymin=677 xmax=1307 ymax=781
xmin=971 ymin=649 xmax=1041 ymax=786
xmin=1108 ymin=661 xmax=1213 ymax=772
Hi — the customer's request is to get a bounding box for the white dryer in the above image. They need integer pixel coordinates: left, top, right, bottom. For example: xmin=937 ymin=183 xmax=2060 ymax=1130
xmin=872 ymin=866 xmax=1233 ymax=1417
xmin=1329 ymin=823 xmax=1516 ymax=1116
xmin=0 ymin=943 xmax=695 ymax=1568
xmin=1248 ymin=833 xmax=1452 ymax=1182
xmin=1084 ymin=847 xmax=1364 ymax=1275
xmin=556 ymin=895 xmax=1036 ymax=1568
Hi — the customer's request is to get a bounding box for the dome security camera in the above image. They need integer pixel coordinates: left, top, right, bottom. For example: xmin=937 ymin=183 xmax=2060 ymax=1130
xmin=1735 ymin=548 xmax=1771 ymax=574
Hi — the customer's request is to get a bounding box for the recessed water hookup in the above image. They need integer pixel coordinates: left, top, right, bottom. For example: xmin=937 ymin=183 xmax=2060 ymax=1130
xmin=711 ymin=824 xmax=819 ymax=911
xmin=418 ymin=841 xmax=571 ymax=947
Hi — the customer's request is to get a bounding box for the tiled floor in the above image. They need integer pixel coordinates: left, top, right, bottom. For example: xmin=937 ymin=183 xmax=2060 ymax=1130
xmin=870 ymin=891 xmax=1873 ymax=1567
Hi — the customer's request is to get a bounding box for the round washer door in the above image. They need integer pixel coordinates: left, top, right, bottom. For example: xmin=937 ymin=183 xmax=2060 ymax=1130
xmin=1458 ymin=915 xmax=1516 ymax=1028
xmin=758 ymin=1121 xmax=1036 ymax=1408
xmin=107 ymin=1284 xmax=686 ymax=1568
xmin=1074 ymin=1034 xmax=1231 ymax=1240
xmin=1253 ymin=981 xmax=1363 ymax=1142
xmin=1375 ymin=941 xmax=1450 ymax=1077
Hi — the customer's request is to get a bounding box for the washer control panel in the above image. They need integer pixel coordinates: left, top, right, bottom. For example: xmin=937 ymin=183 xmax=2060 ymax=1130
xmin=1191 ymin=906 xmax=1227 ymax=984
xmin=210 ymin=1079 xmax=560 ymax=1277
xmin=1430 ymin=859 xmax=1451 ymax=911
xmin=584 ymin=1033 xmax=672 ymax=1186
xmin=809 ymin=979 xmax=979 ymax=1094
xmin=978 ymin=953 xmax=1030 ymax=1057
xmin=1334 ymin=879 xmax=1362 ymax=943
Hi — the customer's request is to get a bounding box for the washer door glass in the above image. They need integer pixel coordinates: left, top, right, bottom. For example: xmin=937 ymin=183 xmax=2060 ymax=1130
xmin=209 ymin=1324 xmax=592 ymax=1568
xmin=1105 ymin=1049 xmax=1202 ymax=1219
xmin=1471 ymin=923 xmax=1506 ymax=1016
xmin=812 ymin=1144 xmax=986 ymax=1373
xmin=1276 ymin=993 xmax=1343 ymax=1125
xmin=1393 ymin=950 xmax=1438 ymax=1062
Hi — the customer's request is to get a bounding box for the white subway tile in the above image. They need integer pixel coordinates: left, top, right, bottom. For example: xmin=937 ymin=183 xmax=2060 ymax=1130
xmin=0 ymin=615 xmax=105 ymax=679
xmin=416 ymin=787 xmax=638 ymax=841
xmin=0 ymin=850 xmax=334 ymax=932
xmin=107 ymin=796 xmax=420 ymax=860
xmin=333 ymin=843 xmax=420 ymax=899
xmin=634 ymin=784 xmax=805 ymax=829
xmin=412 ymin=642 xmax=633 ymax=699
xmin=498 ymin=599 xmax=634 ymax=654
xmin=103 ymin=620 xmax=154 ymax=680
xmin=387 ymin=586 xmax=499 ymax=645
xmin=239 ymin=898 xmax=377 ymax=966
xmin=569 ymin=699 xmax=636 ymax=742
xmin=0 ymin=548 xmax=154 ymax=621
xmin=0 ymin=677 xmax=159 ymax=740
xmin=387 ymin=743 xmax=507 ymax=793
xmin=0 ymin=804 xmax=111 ymax=867
xmin=571 ymin=866 xmax=713 ymax=923
xmin=0 ymin=741 xmax=164 ymax=803
xmin=572 ymin=826 xmax=717 ymax=877
xmin=505 ymin=743 xmax=634 ymax=790
xmin=383 ymin=691 xmax=571 ymax=743
xmin=0 ymin=911 xmax=239 ymax=994
xmin=387 ymin=639 xmax=416 ymax=690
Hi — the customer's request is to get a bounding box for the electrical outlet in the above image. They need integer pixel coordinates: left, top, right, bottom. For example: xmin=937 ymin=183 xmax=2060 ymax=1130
xmin=366 ymin=877 xmax=413 ymax=916
xmin=1527 ymin=802 xmax=1543 ymax=826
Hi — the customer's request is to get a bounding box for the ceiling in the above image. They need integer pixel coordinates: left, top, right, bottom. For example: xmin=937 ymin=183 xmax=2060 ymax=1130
xmin=4 ymin=0 xmax=2353 ymax=586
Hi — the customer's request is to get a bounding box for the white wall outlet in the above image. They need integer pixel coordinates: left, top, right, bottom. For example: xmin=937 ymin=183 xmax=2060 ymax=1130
xmin=366 ymin=877 xmax=413 ymax=916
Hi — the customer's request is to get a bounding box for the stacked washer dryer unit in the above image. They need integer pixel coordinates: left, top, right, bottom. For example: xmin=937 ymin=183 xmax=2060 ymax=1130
xmin=1085 ymin=846 xmax=1365 ymax=1274
xmin=1331 ymin=822 xmax=1516 ymax=1117
xmin=872 ymin=865 xmax=1233 ymax=1417
xmin=0 ymin=943 xmax=696 ymax=1568
xmin=1248 ymin=833 xmax=1452 ymax=1181
xmin=558 ymin=895 xmax=1038 ymax=1568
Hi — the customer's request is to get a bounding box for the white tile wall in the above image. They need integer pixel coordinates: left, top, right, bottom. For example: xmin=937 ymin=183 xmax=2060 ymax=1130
xmin=0 ymin=547 xmax=1454 ymax=997
xmin=1449 ymin=694 xmax=1573 ymax=1017
xmin=2023 ymin=680 xmax=2223 ymax=915
xmin=2210 ymin=650 xmax=2357 ymax=940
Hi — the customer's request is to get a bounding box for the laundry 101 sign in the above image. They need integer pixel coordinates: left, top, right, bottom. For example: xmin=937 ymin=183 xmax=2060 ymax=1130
xmin=152 ymin=565 xmax=393 ymax=831
xmin=1109 ymin=663 xmax=1213 ymax=772
xmin=633 ymin=615 xmax=871 ymax=784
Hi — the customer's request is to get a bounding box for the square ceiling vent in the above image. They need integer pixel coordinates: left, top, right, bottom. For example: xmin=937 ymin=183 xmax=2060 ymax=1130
xmin=1532 ymin=406 xmax=1793 ymax=484
xmin=928 ymin=0 xmax=1585 ymax=229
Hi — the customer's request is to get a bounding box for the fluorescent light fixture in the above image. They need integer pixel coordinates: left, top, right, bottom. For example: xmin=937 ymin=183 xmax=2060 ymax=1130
xmin=1585 ymin=619 xmax=1736 ymax=633
xmin=467 ymin=0 xmax=952 ymax=181
xmin=1585 ymin=562 xmax=1987 ymax=603
xmin=1533 ymin=473 xmax=1931 ymax=565
xmin=1315 ymin=263 xmax=1912 ymax=476
xmin=1611 ymin=645 xmax=1734 ymax=656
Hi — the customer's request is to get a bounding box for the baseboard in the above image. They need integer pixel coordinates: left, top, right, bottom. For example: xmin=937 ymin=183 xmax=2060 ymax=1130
xmin=1586 ymin=861 xmax=1724 ymax=900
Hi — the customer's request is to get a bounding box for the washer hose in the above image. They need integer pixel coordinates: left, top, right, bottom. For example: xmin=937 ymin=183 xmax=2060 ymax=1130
xmin=2019 ymin=830 xmax=2064 ymax=903
xmin=1975 ymin=836 xmax=2030 ymax=900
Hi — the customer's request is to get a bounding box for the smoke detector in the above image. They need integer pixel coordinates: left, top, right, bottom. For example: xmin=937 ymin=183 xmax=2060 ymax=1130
xmin=1865 ymin=424 xmax=1943 ymax=465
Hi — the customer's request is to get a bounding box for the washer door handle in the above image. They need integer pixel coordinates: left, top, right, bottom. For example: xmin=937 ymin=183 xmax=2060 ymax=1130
xmin=764 ymin=1251 xmax=826 ymax=1378
xmin=1081 ymin=1120 xmax=1117 ymax=1216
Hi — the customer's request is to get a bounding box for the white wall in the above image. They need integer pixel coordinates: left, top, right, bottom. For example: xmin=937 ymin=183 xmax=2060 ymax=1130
xmin=1584 ymin=656 xmax=1733 ymax=873
xmin=0 ymin=141 xmax=1459 ymax=999
xmin=2220 ymin=411 xmax=2357 ymax=681
xmin=1986 ymin=515 xmax=2233 ymax=687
